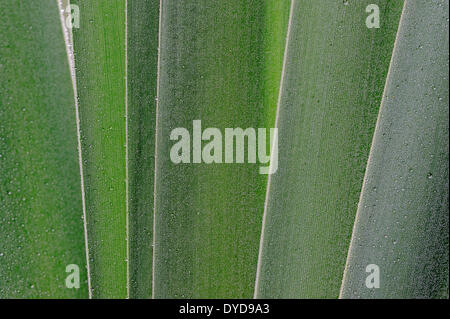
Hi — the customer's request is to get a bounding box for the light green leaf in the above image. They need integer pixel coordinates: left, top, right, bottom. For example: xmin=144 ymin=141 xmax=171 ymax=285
xmin=72 ymin=0 xmax=128 ymax=298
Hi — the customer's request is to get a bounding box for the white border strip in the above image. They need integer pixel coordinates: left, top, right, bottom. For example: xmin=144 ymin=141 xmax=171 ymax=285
xmin=57 ymin=0 xmax=92 ymax=299
xmin=253 ymin=0 xmax=295 ymax=299
xmin=151 ymin=0 xmax=163 ymax=299
xmin=125 ymin=0 xmax=130 ymax=299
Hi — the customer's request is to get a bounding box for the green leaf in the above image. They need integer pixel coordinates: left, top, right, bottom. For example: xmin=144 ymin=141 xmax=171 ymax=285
xmin=128 ymin=0 xmax=159 ymax=299
xmin=72 ymin=0 xmax=128 ymax=298
xmin=254 ymin=0 xmax=404 ymax=298
xmin=153 ymin=0 xmax=290 ymax=298
xmin=0 ymin=0 xmax=88 ymax=298
xmin=1 ymin=0 xmax=447 ymax=300
xmin=71 ymin=0 xmax=160 ymax=299
xmin=340 ymin=0 xmax=449 ymax=299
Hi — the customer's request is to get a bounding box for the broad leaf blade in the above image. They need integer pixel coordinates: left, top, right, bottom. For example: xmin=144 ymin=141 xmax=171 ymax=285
xmin=0 ymin=0 xmax=88 ymax=298
xmin=340 ymin=0 xmax=449 ymax=299
xmin=255 ymin=0 xmax=404 ymax=298
xmin=72 ymin=0 xmax=127 ymax=298
xmin=128 ymin=0 xmax=159 ymax=299
xmin=154 ymin=0 xmax=290 ymax=298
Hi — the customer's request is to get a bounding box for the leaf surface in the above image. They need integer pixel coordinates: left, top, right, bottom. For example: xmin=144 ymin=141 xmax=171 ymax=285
xmin=153 ymin=0 xmax=290 ymax=298
xmin=72 ymin=0 xmax=127 ymax=298
xmin=128 ymin=0 xmax=160 ymax=299
xmin=0 ymin=0 xmax=88 ymax=298
xmin=340 ymin=0 xmax=449 ymax=299
xmin=255 ymin=0 xmax=404 ymax=298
